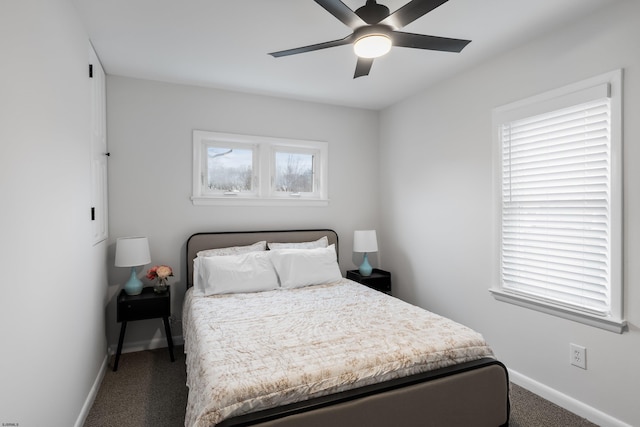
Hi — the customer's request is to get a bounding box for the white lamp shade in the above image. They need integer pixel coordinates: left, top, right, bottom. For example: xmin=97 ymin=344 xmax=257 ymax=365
xmin=115 ymin=237 xmax=151 ymax=267
xmin=353 ymin=230 xmax=378 ymax=253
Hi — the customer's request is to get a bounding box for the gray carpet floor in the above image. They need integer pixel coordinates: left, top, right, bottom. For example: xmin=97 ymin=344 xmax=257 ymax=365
xmin=84 ymin=346 xmax=599 ymax=427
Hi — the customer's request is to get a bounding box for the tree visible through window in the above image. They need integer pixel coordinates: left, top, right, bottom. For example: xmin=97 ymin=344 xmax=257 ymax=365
xmin=274 ymin=152 xmax=314 ymax=193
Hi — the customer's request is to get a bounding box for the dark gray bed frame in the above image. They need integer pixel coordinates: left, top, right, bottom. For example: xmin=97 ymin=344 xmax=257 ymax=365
xmin=185 ymin=229 xmax=510 ymax=427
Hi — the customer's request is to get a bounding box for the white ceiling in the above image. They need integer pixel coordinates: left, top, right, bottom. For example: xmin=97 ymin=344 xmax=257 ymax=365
xmin=71 ymin=0 xmax=613 ymax=110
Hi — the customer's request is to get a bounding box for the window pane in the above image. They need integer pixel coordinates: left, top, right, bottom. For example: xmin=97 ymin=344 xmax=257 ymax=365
xmin=274 ymin=152 xmax=314 ymax=193
xmin=206 ymin=146 xmax=253 ymax=192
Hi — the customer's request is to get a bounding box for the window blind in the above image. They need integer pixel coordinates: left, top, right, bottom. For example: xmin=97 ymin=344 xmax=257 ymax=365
xmin=500 ymin=97 xmax=612 ymax=316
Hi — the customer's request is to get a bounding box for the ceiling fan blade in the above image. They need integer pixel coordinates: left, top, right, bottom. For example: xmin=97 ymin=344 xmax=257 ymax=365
xmin=354 ymin=57 xmax=374 ymax=78
xmin=391 ymin=31 xmax=471 ymax=52
xmin=269 ymin=35 xmax=353 ymax=58
xmin=315 ymin=0 xmax=367 ymax=29
xmin=381 ymin=0 xmax=449 ymax=29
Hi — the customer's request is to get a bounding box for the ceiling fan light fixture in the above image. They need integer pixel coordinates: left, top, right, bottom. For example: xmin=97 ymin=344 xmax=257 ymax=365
xmin=353 ymin=34 xmax=392 ymax=58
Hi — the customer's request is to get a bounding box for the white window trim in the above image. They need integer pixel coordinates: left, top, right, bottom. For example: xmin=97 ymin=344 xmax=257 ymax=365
xmin=491 ymin=70 xmax=625 ymax=333
xmin=192 ymin=130 xmax=329 ymax=206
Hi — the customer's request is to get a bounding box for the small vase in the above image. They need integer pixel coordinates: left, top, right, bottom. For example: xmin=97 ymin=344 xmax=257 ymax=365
xmin=154 ymin=278 xmax=168 ymax=293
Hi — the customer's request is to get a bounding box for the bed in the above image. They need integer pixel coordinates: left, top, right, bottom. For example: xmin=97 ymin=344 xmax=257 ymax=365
xmin=183 ymin=229 xmax=510 ymax=427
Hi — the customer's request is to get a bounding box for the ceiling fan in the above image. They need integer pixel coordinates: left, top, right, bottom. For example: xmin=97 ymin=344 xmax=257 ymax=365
xmin=269 ymin=0 xmax=471 ymax=78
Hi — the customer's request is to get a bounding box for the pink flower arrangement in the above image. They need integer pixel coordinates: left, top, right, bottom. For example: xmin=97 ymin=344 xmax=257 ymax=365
xmin=147 ymin=265 xmax=173 ymax=281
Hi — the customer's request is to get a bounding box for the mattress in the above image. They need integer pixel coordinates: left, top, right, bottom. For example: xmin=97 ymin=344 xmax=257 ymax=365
xmin=183 ymin=279 xmax=494 ymax=427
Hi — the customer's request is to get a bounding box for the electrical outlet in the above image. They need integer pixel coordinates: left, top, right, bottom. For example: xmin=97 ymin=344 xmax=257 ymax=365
xmin=570 ymin=344 xmax=587 ymax=369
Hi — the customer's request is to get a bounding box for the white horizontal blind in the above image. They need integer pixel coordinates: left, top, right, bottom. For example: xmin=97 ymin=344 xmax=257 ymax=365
xmin=501 ymin=97 xmax=612 ymax=316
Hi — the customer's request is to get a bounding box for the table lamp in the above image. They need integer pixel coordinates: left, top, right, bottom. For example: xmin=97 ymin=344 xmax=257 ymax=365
xmin=353 ymin=230 xmax=378 ymax=277
xmin=115 ymin=236 xmax=151 ymax=295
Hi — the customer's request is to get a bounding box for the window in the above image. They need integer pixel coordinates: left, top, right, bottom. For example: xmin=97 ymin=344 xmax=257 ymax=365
xmin=192 ymin=131 xmax=328 ymax=206
xmin=272 ymin=145 xmax=323 ymax=199
xmin=491 ymin=70 xmax=624 ymax=333
xmin=274 ymin=151 xmax=313 ymax=193
xmin=204 ymin=143 xmax=256 ymax=196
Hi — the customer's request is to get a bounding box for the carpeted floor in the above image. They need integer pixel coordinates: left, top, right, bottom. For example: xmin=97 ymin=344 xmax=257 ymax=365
xmin=84 ymin=346 xmax=599 ymax=427
xmin=508 ymin=384 xmax=598 ymax=427
xmin=84 ymin=347 xmax=188 ymax=427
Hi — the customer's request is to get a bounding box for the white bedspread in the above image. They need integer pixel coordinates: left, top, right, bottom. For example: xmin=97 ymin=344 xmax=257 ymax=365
xmin=183 ymin=279 xmax=494 ymax=427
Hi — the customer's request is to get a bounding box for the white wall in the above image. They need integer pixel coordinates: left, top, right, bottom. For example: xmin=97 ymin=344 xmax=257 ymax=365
xmin=0 ymin=1 xmax=108 ymax=426
xmin=379 ymin=1 xmax=640 ymax=425
xmin=105 ymin=76 xmax=380 ymax=348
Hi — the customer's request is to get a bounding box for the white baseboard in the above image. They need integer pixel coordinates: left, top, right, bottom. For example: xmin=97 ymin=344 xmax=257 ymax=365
xmin=74 ymin=353 xmax=108 ymax=427
xmin=508 ymin=369 xmax=632 ymax=427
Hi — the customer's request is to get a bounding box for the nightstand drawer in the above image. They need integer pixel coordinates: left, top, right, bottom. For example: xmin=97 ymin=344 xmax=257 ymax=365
xmin=346 ymin=269 xmax=392 ymax=295
xmin=117 ymin=287 xmax=170 ymax=322
xmin=362 ymin=276 xmax=391 ymax=293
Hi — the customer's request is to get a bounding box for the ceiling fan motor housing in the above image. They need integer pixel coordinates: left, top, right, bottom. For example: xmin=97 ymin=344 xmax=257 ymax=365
xmin=356 ymin=0 xmax=390 ymax=24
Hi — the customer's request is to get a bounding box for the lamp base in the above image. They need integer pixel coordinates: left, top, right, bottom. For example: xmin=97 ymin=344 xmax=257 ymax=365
xmin=359 ymin=253 xmax=373 ymax=277
xmin=123 ymin=267 xmax=144 ymax=295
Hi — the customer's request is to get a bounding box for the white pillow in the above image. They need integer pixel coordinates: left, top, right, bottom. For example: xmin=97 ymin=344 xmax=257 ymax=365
xmin=193 ymin=241 xmax=267 ymax=291
xmin=194 ymin=251 xmax=279 ymax=296
xmin=267 ymin=236 xmax=328 ymax=250
xmin=196 ymin=240 xmax=266 ymax=258
xmin=269 ymin=244 xmax=342 ymax=289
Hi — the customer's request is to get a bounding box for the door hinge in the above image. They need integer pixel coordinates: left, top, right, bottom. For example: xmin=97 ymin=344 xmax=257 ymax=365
xmin=91 ymin=207 xmax=95 ymax=221
xmin=89 ymin=64 xmax=93 ymax=78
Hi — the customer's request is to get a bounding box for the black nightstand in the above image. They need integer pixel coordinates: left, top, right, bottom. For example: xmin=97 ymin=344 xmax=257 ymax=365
xmin=346 ymin=269 xmax=392 ymax=295
xmin=113 ymin=286 xmax=175 ymax=371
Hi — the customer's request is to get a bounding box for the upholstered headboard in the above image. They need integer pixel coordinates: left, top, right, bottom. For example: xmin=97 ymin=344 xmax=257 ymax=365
xmin=186 ymin=229 xmax=338 ymax=288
